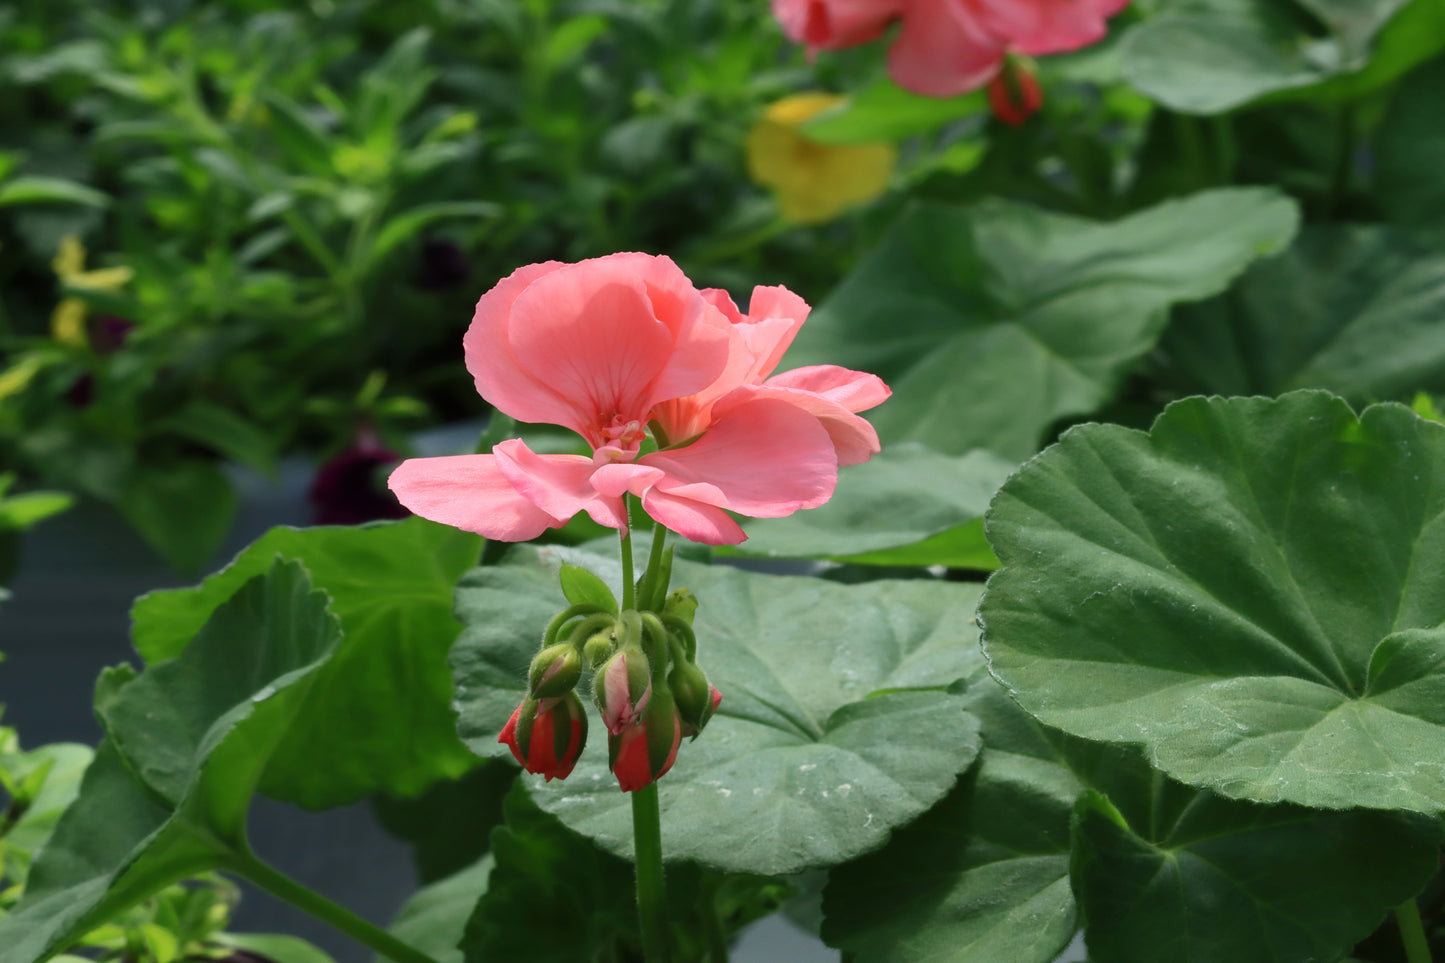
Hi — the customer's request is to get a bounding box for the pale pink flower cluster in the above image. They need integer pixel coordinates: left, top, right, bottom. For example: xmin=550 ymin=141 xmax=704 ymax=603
xmin=772 ymin=0 xmax=1130 ymax=97
xmin=388 ymin=253 xmax=889 ymax=546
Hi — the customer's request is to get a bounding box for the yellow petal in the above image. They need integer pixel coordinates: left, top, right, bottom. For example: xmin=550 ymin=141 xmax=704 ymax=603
xmin=51 ymin=299 xmax=89 ymax=348
xmin=746 ymin=93 xmax=895 ymax=225
xmin=52 ymin=234 xmax=86 ymax=279
xmin=0 ymin=356 xmax=43 ymax=400
xmin=68 ymin=265 xmax=134 ymax=291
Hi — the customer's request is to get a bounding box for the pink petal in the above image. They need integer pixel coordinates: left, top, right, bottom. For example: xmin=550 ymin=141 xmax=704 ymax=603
xmin=388 ymin=454 xmax=566 ymax=541
xmin=764 ymin=364 xmax=891 ymax=413
xmin=741 ymin=285 xmax=811 ymax=379
xmin=590 ymin=462 xmax=667 ymax=499
xmin=978 ymin=0 xmax=1124 ymax=56
xmin=724 ymin=384 xmax=882 ymax=467
xmin=888 ymin=0 xmax=1006 ymax=97
xmin=505 ymin=266 xmax=683 ymax=438
xmin=641 ymin=397 xmax=838 ymax=517
xmin=464 ymin=261 xmax=568 ymax=426
xmin=493 ymin=439 xmax=625 ymax=530
xmin=773 ymin=0 xmax=905 ymax=49
xmin=639 ymin=489 xmax=748 ymax=545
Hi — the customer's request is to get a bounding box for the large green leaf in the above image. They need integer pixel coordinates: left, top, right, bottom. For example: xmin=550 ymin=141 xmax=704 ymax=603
xmin=1162 ymin=224 xmax=1445 ymax=400
xmin=724 ymin=445 xmax=1016 ymax=569
xmin=0 ymin=561 xmax=341 ymax=963
xmin=382 ymin=854 xmax=495 ymax=963
xmin=130 ymin=519 xmax=482 ymax=808
xmin=787 ymin=191 xmax=1298 ymax=460
xmin=822 ymin=676 xmax=1079 ymax=963
xmin=980 ymin=391 xmax=1445 ymax=812
xmin=1375 ymin=55 xmax=1445 ymax=228
xmin=1072 ymin=789 xmax=1441 ymax=963
xmin=1121 ymin=0 xmax=1445 ymax=114
xmin=825 ymin=664 xmax=1442 ymax=963
xmin=451 ymin=545 xmax=982 ymax=875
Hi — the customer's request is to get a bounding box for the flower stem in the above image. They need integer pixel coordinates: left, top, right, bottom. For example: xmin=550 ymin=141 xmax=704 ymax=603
xmin=620 ymin=500 xmax=636 ymax=612
xmin=631 ymin=781 xmax=669 ymax=963
xmin=1397 ymin=898 xmax=1433 ymax=963
xmin=227 ymin=852 xmax=441 ymax=963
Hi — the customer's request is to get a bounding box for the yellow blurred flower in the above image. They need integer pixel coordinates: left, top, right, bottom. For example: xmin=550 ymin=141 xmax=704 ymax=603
xmin=50 ymin=235 xmax=133 ymax=348
xmin=746 ymin=93 xmax=896 ymax=225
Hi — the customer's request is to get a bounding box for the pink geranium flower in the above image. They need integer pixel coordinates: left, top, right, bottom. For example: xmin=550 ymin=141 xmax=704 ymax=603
xmin=773 ymin=0 xmax=1129 ymax=97
xmin=387 ymin=253 xmax=889 ymax=546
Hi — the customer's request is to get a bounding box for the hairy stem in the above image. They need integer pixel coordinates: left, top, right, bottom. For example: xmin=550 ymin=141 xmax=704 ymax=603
xmin=631 ymin=781 xmax=669 ymax=963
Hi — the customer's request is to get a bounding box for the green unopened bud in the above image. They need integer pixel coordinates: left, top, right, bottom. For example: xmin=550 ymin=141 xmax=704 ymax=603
xmin=668 ymin=659 xmax=721 ymax=739
xmin=529 ymin=643 xmax=583 ymax=698
xmin=583 ymin=629 xmax=615 ymax=669
xmin=663 ymin=588 xmax=698 ymax=625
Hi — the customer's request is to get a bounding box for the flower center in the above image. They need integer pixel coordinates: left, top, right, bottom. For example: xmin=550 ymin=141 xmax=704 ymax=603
xmin=593 ymin=415 xmax=648 ymax=464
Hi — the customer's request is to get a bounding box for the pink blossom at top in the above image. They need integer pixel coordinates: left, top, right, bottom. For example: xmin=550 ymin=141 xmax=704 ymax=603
xmin=772 ymin=0 xmax=1130 ymax=98
xmin=387 ymin=253 xmax=890 ymax=546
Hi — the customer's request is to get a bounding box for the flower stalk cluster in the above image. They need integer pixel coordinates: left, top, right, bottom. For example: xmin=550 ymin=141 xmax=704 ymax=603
xmin=498 ymin=543 xmax=720 ymax=793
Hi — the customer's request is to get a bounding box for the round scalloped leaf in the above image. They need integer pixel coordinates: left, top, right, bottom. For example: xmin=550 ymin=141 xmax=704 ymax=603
xmin=980 ymin=391 xmax=1445 ymax=813
xmin=451 ymin=545 xmax=982 ymax=876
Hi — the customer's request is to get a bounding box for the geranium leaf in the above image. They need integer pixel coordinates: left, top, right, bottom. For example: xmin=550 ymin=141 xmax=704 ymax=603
xmin=1071 ymin=789 xmax=1441 ymax=963
xmin=1121 ymin=0 xmax=1445 ymax=114
xmin=130 ymin=518 xmax=482 ymax=808
xmin=981 ymin=391 xmax=1445 ymax=812
xmin=451 ymin=545 xmax=982 ymax=875
xmin=1375 ymin=55 xmax=1445 ymax=228
xmin=787 ymin=191 xmax=1298 ymax=460
xmin=826 ymin=665 xmax=1442 ymax=963
xmin=725 ymin=444 xmax=1015 ymax=569
xmin=1163 ymin=224 xmax=1445 ymax=400
xmin=0 ymin=560 xmax=340 ymax=963
xmin=381 ymin=853 xmax=494 ymax=963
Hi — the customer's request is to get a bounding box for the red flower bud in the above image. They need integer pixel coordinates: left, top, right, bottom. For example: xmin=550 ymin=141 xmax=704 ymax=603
xmin=499 ymin=693 xmax=587 ymax=781
xmin=593 ymin=648 xmax=652 ymax=735
xmin=986 ymin=61 xmax=1042 ymax=127
xmin=608 ymin=690 xmax=682 ymax=792
xmin=668 ymin=660 xmax=721 ymax=739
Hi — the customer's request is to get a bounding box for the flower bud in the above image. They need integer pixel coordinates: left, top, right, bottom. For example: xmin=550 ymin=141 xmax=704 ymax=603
xmin=583 ymin=629 xmax=615 ymax=669
xmin=668 ymin=660 xmax=722 ymax=739
xmin=608 ymin=689 xmax=682 ymax=793
xmin=528 ymin=642 xmax=583 ymax=698
xmin=498 ymin=692 xmax=587 ymax=781
xmin=593 ymin=648 xmax=652 ymax=734
xmin=987 ymin=59 xmax=1042 ymax=127
xmin=663 ymin=588 xmax=698 ymax=626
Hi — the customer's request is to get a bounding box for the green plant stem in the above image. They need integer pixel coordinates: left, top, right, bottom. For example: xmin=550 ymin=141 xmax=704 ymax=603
xmin=1396 ymin=898 xmax=1433 ymax=963
xmin=631 ymin=781 xmax=669 ymax=963
xmin=701 ymin=875 xmax=729 ymax=963
xmin=621 ymin=517 xmax=636 ymax=612
xmin=229 ymin=852 xmax=441 ymax=963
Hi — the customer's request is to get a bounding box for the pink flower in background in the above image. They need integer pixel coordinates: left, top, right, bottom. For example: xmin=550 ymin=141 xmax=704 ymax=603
xmin=387 ymin=253 xmax=890 ymax=546
xmin=772 ymin=0 xmax=1129 ymax=98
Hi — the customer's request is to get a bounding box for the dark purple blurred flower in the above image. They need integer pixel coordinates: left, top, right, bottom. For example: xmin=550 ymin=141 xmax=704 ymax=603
xmin=309 ymin=441 xmax=410 ymax=525
xmin=91 ymin=315 xmax=136 ymax=355
xmin=415 ymin=238 xmax=470 ymax=290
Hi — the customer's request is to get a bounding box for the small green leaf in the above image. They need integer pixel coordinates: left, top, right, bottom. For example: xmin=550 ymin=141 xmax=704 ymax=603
xmin=366 ymin=201 xmax=501 ymax=271
xmin=981 ymin=391 xmax=1445 ymax=812
xmin=0 ymin=491 xmax=74 ymax=532
xmin=558 ymin=563 xmax=618 ymax=614
xmin=155 ymin=400 xmax=279 ymax=476
xmin=130 ymin=519 xmax=482 ymax=808
xmin=801 ymin=79 xmax=985 ymax=144
xmin=383 ymin=854 xmax=494 ymax=963
xmin=0 ymin=177 xmax=109 ymax=209
xmin=216 ymin=934 xmax=337 ymax=963
xmin=452 ymin=546 xmax=983 ymax=875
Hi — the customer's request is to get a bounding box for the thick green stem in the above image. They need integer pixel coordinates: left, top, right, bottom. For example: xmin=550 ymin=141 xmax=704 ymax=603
xmin=620 ymin=525 xmax=636 ymax=613
xmin=1397 ymin=898 xmax=1433 ymax=963
xmin=229 ymin=852 xmax=441 ymax=963
xmin=631 ymin=781 xmax=669 ymax=963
